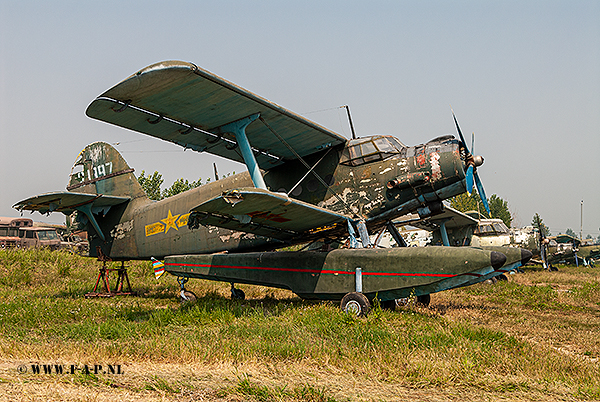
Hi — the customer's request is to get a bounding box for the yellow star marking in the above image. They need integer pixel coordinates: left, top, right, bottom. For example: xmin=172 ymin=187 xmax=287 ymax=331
xmin=161 ymin=210 xmax=181 ymax=234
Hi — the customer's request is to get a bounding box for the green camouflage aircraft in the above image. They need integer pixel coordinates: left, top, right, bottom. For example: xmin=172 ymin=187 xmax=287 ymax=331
xmin=15 ymin=60 xmax=509 ymax=316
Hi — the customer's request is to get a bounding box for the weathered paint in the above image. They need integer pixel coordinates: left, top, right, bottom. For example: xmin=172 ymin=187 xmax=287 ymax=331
xmin=165 ymin=246 xmax=505 ymax=301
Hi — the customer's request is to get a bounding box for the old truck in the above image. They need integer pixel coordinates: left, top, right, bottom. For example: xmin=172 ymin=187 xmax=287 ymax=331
xmin=0 ymin=217 xmax=62 ymax=250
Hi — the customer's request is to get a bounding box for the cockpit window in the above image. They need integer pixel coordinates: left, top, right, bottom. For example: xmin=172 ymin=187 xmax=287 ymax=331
xmin=474 ymin=221 xmax=509 ymax=236
xmin=340 ymin=135 xmax=406 ymax=166
xmin=493 ymin=222 xmax=509 ymax=234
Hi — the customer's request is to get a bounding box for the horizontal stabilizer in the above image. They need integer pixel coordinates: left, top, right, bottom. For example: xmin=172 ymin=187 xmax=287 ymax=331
xmin=86 ymin=61 xmax=347 ymax=169
xmin=13 ymin=192 xmax=130 ymax=215
xmin=189 ymin=188 xmax=350 ymax=241
xmin=13 ymin=192 xmax=130 ymax=241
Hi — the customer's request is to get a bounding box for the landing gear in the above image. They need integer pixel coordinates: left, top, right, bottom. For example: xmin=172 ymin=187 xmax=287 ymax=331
xmin=177 ymin=277 xmax=197 ymax=302
xmin=230 ymin=283 xmax=245 ymax=300
xmin=340 ymin=292 xmax=371 ymax=317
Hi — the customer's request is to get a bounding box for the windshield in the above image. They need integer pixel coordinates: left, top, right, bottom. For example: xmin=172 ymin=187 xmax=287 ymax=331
xmin=37 ymin=230 xmax=59 ymax=240
xmin=341 ymin=135 xmax=406 ymax=166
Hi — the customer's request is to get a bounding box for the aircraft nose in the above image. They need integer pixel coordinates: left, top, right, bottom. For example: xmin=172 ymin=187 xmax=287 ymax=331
xmin=491 ymin=251 xmax=507 ymax=269
xmin=521 ymin=248 xmax=533 ymax=265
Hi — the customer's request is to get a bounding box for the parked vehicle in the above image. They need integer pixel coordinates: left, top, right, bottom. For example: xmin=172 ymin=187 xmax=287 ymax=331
xmin=0 ymin=217 xmax=61 ymax=250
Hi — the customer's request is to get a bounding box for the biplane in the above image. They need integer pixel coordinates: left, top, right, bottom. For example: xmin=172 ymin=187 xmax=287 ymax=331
xmin=16 ymin=60 xmax=513 ymax=316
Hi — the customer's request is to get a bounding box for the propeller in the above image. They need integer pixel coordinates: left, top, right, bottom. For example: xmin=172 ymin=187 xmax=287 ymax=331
xmin=451 ymin=110 xmax=490 ymax=216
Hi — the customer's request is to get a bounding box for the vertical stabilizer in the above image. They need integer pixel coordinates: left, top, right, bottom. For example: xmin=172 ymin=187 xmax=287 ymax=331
xmin=67 ymin=142 xmax=146 ymax=199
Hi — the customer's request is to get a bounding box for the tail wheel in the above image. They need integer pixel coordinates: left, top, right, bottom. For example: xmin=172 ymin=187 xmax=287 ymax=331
xmin=340 ymin=292 xmax=371 ymax=317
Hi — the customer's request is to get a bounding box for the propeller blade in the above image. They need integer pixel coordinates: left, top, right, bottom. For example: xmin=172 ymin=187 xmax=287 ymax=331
xmin=471 ymin=132 xmax=475 ymax=154
xmin=465 ymin=165 xmax=474 ymax=195
xmin=474 ymin=172 xmax=491 ymax=216
xmin=451 ymin=110 xmax=470 ymax=154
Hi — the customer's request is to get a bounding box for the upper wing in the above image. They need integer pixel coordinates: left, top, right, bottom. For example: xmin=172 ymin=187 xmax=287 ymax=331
xmin=86 ymin=61 xmax=347 ymax=169
xmin=189 ymin=188 xmax=350 ymax=241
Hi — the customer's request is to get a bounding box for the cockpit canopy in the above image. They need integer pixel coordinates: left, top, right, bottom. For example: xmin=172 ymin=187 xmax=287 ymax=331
xmin=340 ymin=135 xmax=406 ymax=166
xmin=474 ymin=221 xmax=509 ymax=236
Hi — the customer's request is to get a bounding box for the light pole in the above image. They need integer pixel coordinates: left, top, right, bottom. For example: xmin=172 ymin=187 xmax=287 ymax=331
xmin=580 ymin=200 xmax=584 ymax=241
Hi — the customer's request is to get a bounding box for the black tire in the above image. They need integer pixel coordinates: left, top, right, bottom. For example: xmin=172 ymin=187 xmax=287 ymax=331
xmin=496 ymin=274 xmax=508 ymax=281
xmin=416 ymin=294 xmax=430 ymax=307
xmin=181 ymin=290 xmax=197 ymax=303
xmin=231 ymin=288 xmax=246 ymax=300
xmin=340 ymin=292 xmax=371 ymax=317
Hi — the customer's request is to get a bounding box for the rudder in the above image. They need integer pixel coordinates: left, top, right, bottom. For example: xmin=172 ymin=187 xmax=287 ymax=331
xmin=67 ymin=142 xmax=146 ymax=199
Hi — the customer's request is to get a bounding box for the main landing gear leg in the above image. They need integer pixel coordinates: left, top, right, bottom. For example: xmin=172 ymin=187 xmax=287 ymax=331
xmin=230 ymin=283 xmax=245 ymax=300
xmin=177 ymin=277 xmax=197 ymax=302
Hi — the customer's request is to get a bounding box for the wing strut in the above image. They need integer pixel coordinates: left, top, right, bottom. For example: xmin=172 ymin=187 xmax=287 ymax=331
xmin=258 ymin=116 xmax=358 ymax=218
xmin=219 ymin=113 xmax=266 ymax=189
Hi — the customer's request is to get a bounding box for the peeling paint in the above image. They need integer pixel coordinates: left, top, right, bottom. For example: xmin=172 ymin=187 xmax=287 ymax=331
xmin=111 ymin=220 xmax=134 ymax=240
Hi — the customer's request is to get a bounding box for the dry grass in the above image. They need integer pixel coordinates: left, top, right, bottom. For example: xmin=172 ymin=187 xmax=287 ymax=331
xmin=0 ymin=249 xmax=599 ymax=401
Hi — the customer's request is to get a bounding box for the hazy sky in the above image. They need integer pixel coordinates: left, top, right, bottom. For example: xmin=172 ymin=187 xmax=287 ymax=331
xmin=1 ymin=1 xmax=598 ymax=238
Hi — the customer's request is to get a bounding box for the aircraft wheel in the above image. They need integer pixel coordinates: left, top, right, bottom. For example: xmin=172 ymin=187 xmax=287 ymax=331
xmin=340 ymin=292 xmax=371 ymax=317
xmin=181 ymin=290 xmax=197 ymax=303
xmin=231 ymin=288 xmax=245 ymax=300
xmin=416 ymin=294 xmax=430 ymax=307
xmin=496 ymin=274 xmax=508 ymax=281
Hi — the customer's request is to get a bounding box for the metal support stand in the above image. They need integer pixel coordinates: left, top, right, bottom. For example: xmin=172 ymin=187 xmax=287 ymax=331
xmin=85 ymin=261 xmax=135 ymax=298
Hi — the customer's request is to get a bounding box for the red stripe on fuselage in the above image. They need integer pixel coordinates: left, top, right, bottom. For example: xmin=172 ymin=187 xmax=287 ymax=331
xmin=165 ymin=262 xmax=457 ymax=278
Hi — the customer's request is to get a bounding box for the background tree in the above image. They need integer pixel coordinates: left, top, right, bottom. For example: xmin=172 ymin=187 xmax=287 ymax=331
xmin=488 ymin=194 xmax=512 ymax=227
xmin=449 ymin=193 xmax=513 ymax=227
xmin=532 ymin=213 xmax=551 ymax=237
xmin=449 ymin=193 xmax=488 ymax=217
xmin=565 ymin=228 xmax=577 ymax=237
xmin=161 ymin=177 xmax=203 ymax=199
xmin=138 ymin=170 xmax=204 ymax=200
xmin=137 ymin=170 xmax=164 ymax=201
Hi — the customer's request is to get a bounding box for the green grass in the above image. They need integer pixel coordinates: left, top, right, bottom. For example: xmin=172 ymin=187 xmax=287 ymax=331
xmin=1 ymin=249 xmax=600 ymax=400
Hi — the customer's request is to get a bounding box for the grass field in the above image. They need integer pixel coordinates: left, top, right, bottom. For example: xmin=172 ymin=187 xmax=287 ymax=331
xmin=0 ymin=248 xmax=599 ymax=401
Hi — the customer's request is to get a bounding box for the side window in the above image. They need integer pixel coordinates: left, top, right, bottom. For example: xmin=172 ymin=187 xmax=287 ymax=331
xmin=26 ymin=231 xmax=35 ymax=239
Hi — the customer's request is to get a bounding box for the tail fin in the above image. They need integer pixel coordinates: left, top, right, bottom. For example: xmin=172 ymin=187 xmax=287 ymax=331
xmin=67 ymin=142 xmax=146 ymax=199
